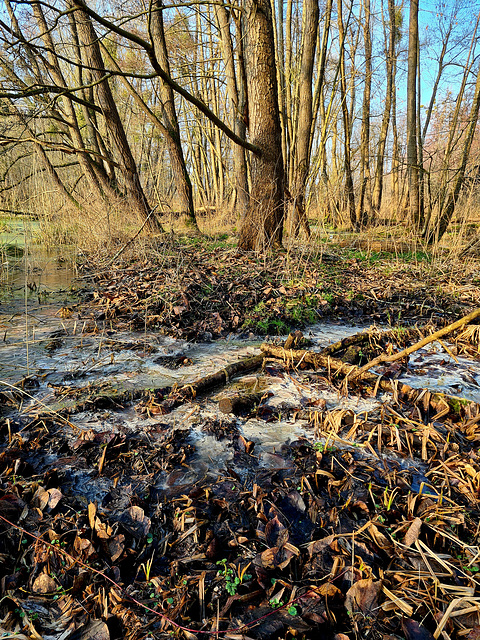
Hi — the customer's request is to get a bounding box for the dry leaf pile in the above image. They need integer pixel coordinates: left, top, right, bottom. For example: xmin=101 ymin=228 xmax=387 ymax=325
xmin=2 ymin=246 xmax=480 ymax=639
xmin=78 ymin=245 xmax=480 ymax=339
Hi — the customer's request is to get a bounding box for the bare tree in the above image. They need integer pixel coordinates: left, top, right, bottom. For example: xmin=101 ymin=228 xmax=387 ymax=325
xmin=238 ymin=0 xmax=284 ymax=250
xmin=406 ymin=0 xmax=421 ymax=227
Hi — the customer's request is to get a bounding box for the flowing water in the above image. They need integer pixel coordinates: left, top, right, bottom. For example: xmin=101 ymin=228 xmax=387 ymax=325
xmin=2 ymin=221 xmax=480 ymax=502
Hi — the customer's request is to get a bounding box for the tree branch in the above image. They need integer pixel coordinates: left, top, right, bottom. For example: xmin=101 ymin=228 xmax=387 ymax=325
xmin=70 ymin=0 xmax=262 ymax=155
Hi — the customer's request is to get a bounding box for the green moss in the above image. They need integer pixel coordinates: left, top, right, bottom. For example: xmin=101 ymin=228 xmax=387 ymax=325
xmin=449 ymin=397 xmax=470 ymax=414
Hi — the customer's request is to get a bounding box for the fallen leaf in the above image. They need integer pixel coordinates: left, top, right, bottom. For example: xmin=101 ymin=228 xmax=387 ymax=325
xmin=308 ymin=535 xmax=336 ymax=558
xmin=402 ymin=618 xmax=435 ymax=640
xmin=345 ymin=578 xmax=382 ymax=616
xmin=404 ymin=517 xmax=422 ymax=547
xmin=32 ymin=487 xmax=49 ymax=511
xmin=265 ymin=515 xmax=289 ymax=548
xmin=260 ymin=547 xmax=278 ymax=570
xmin=88 ymin=502 xmax=96 ymax=530
xmin=47 ymin=488 xmax=63 ymax=510
xmin=70 ymin=619 xmax=110 ymax=640
xmin=32 ymin=573 xmax=57 ymax=594
xmin=108 ymin=534 xmax=125 ymax=562
xmin=317 ymin=583 xmax=343 ymax=598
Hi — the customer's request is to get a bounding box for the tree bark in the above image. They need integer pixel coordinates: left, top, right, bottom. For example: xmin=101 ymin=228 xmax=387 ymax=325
xmin=238 ymin=0 xmax=285 ymax=251
xmin=427 ymin=59 xmax=480 ymax=243
xmin=371 ymin=0 xmax=396 ymax=215
xmin=215 ymin=4 xmax=249 ymax=219
xmin=290 ymin=0 xmax=318 ymax=238
xmin=337 ymin=0 xmax=356 ymax=230
xmin=72 ymin=1 xmax=161 ymax=232
xmin=406 ymin=0 xmax=421 ymax=227
xmin=356 ymin=0 xmax=372 ymax=228
xmin=148 ymin=0 xmax=197 ymax=229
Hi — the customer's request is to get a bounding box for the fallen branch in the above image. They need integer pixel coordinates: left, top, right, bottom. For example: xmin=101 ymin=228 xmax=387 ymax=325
xmin=351 ymin=307 xmax=480 ymax=380
xmin=218 ymin=392 xmax=265 ymax=415
xmin=140 ymin=353 xmax=265 ymax=414
xmin=260 ymin=342 xmax=478 ymax=418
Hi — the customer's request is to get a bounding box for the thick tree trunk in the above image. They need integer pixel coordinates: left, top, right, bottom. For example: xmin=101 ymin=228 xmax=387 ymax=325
xmin=238 ymin=0 xmax=284 ymax=251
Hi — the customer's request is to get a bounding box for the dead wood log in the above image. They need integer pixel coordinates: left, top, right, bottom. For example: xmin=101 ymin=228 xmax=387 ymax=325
xmin=32 ymin=354 xmax=265 ymax=420
xmin=143 ymin=353 xmax=265 ymax=414
xmin=261 ymin=342 xmax=380 ymax=386
xmin=351 ymin=307 xmax=480 ymax=380
xmin=260 ymin=342 xmax=478 ymax=419
xmin=218 ymin=392 xmax=265 ymax=415
xmin=318 ymin=330 xmax=373 ymax=357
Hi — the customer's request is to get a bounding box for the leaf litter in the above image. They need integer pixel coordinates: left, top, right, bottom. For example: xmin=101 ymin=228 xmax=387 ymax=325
xmin=2 ymin=248 xmax=480 ymax=639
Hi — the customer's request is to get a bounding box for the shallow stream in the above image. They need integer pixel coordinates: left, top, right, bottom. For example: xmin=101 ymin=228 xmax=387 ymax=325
xmin=2 ymin=224 xmax=480 ymax=503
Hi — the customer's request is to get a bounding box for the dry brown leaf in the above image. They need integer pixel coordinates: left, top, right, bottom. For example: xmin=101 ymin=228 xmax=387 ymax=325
xmin=265 ymin=515 xmax=289 ymax=549
xmin=95 ymin=517 xmax=112 ymax=539
xmin=74 ymin=619 xmax=110 ymax=640
xmin=74 ymin=536 xmax=96 ymax=559
xmin=308 ymin=535 xmax=336 ymax=558
xmin=368 ymin=524 xmax=392 ymax=550
xmin=345 ymin=578 xmax=382 ymax=616
xmin=127 ymin=505 xmax=151 ymax=538
xmin=108 ymin=534 xmax=125 ymax=562
xmin=32 ymin=573 xmax=57 ymax=594
xmin=260 ymin=547 xmax=277 ymax=570
xmin=402 ymin=618 xmax=435 ymax=639
xmin=47 ymin=488 xmax=63 ymax=510
xmin=32 ymin=487 xmax=49 ymax=511
xmin=404 ymin=517 xmax=422 ymax=547
xmin=317 ymin=583 xmax=343 ymax=598
xmin=88 ymin=502 xmax=96 ymax=530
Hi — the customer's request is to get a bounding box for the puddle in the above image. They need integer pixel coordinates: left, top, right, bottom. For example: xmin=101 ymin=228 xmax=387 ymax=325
xmin=0 ymin=216 xmax=79 ymax=382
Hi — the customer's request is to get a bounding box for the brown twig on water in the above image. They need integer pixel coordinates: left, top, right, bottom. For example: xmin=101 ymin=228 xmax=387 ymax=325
xmin=350 ymin=306 xmax=480 ymax=380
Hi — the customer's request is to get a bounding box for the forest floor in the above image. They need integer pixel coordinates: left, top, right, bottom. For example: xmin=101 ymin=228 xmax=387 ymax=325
xmin=2 ymin=239 xmax=480 ymax=640
xmin=77 ymin=239 xmax=480 ymax=338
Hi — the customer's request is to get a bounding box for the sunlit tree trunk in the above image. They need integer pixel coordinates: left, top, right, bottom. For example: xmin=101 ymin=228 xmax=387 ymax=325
xmin=73 ymin=1 xmax=161 ymax=231
xmin=215 ymin=3 xmax=248 ymax=218
xmin=406 ymin=0 xmax=422 ymax=227
xmin=372 ymin=0 xmax=395 ymax=216
xmin=357 ymin=0 xmax=372 ymax=228
xmin=149 ymin=0 xmax=197 ymax=229
xmin=337 ymin=0 xmax=356 ymax=230
xmin=289 ymin=0 xmax=318 ymax=238
xmin=238 ymin=0 xmax=284 ymax=250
